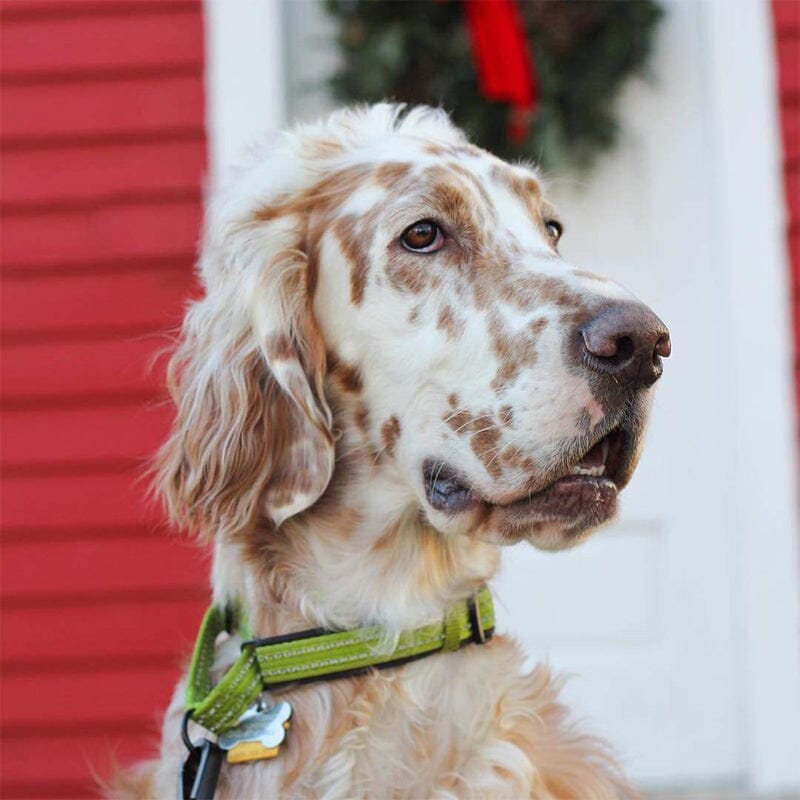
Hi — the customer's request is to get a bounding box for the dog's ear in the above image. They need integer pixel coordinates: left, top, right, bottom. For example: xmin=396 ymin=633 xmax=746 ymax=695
xmin=155 ymin=192 xmax=335 ymax=539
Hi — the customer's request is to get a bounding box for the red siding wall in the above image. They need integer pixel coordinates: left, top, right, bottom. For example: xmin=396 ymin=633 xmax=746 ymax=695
xmin=773 ymin=1 xmax=800 ymax=409
xmin=1 ymin=2 xmax=208 ymax=796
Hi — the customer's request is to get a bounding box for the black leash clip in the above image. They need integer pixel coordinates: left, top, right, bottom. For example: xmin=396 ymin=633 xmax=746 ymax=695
xmin=180 ymin=711 xmax=224 ymax=800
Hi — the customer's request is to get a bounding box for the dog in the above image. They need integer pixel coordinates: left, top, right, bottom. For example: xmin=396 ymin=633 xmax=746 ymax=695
xmin=117 ymin=104 xmax=669 ymax=799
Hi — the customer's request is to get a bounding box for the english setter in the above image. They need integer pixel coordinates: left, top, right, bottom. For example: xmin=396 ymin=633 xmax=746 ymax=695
xmin=119 ymin=105 xmax=669 ymax=799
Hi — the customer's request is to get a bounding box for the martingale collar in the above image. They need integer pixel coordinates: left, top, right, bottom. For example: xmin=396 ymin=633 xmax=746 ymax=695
xmin=185 ymin=586 xmax=495 ymax=736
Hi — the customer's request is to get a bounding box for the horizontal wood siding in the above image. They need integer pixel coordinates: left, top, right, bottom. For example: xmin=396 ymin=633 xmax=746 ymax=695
xmin=773 ymin=1 xmax=800 ymax=416
xmin=0 ymin=1 xmax=208 ymax=796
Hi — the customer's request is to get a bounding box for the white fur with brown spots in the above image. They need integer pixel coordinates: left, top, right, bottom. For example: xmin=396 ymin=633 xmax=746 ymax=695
xmin=111 ymin=105 xmax=670 ymax=799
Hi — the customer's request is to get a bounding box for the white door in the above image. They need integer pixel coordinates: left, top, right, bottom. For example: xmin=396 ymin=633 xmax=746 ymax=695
xmin=495 ymin=1 xmax=800 ymax=791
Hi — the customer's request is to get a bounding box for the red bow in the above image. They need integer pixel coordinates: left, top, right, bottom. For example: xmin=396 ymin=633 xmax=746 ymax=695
xmin=463 ymin=0 xmax=538 ymax=142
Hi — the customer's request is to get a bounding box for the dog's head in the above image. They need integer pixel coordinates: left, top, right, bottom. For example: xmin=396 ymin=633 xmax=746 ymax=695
xmin=158 ymin=105 xmax=669 ymax=552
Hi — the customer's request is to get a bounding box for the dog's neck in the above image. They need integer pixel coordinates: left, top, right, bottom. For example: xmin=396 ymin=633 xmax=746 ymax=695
xmin=212 ymin=390 xmax=501 ymax=639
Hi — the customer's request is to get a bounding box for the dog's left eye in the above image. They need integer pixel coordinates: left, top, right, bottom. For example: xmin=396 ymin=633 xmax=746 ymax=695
xmin=545 ymin=219 xmax=563 ymax=244
xmin=401 ymin=220 xmax=444 ymax=253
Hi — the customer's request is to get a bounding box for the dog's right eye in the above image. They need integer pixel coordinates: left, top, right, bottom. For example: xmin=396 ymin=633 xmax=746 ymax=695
xmin=401 ymin=220 xmax=444 ymax=253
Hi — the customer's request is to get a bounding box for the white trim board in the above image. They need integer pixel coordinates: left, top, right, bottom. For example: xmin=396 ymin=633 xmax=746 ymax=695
xmin=704 ymin=0 xmax=800 ymax=792
xmin=203 ymin=0 xmax=287 ymax=185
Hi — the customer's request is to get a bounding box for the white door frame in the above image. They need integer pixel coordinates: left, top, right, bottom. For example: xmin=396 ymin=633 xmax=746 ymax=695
xmin=202 ymin=0 xmax=800 ymax=789
xmin=203 ymin=0 xmax=287 ymax=185
xmin=704 ymin=0 xmax=800 ymax=792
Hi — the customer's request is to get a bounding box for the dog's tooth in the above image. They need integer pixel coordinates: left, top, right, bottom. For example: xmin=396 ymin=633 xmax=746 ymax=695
xmin=601 ymin=437 xmax=610 ymax=465
xmin=568 ymin=465 xmax=606 ymax=477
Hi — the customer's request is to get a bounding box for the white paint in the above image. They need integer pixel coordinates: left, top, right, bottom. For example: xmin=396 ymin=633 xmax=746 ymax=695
xmin=203 ymin=0 xmax=286 ymax=184
xmin=703 ymin=0 xmax=800 ymax=791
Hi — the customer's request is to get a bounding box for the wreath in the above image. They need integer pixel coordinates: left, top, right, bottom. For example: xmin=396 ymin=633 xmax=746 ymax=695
xmin=326 ymin=0 xmax=663 ymax=170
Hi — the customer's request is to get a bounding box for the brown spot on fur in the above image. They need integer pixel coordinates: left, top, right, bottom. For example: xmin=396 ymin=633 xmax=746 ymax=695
xmin=471 ymin=426 xmax=502 ymax=479
xmin=428 ymin=175 xmax=478 ymax=232
xmin=489 ymin=316 xmax=540 ymax=393
xmin=445 ymin=408 xmax=478 ymax=435
xmin=373 ymin=161 xmax=411 ymax=187
xmin=380 ymin=415 xmax=401 ymax=456
xmin=250 ymin=165 xmax=374 ymax=225
xmin=445 ymin=407 xmax=508 ymax=485
xmin=500 ymin=445 xmax=534 ymax=471
xmin=266 ymin=333 xmax=294 ymax=361
xmin=328 ymin=353 xmax=362 ymax=394
xmin=304 ymin=218 xmax=328 ymax=299
xmin=499 ymin=405 xmax=514 ymax=427
xmin=385 ymin=251 xmax=431 ymax=294
xmin=333 ymin=214 xmax=371 ymax=304
xmin=246 ymin=164 xmax=387 ymax=310
xmin=529 ymin=317 xmax=548 ymax=336
xmin=498 ymin=273 xmax=584 ymax=314
xmin=445 ymin=161 xmax=496 ymax=210
xmin=355 ymin=403 xmax=370 ymax=433
xmin=490 ymin=164 xmax=551 ymax=240
xmin=448 ymin=393 xmax=458 ymax=408
xmin=408 ymin=305 xmax=422 ymax=325
xmin=424 ymin=143 xmax=452 ymax=157
xmin=436 ymin=304 xmax=465 ymax=338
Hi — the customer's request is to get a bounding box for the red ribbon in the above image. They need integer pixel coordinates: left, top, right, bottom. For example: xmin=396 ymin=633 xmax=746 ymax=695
xmin=463 ymin=0 xmax=538 ymax=142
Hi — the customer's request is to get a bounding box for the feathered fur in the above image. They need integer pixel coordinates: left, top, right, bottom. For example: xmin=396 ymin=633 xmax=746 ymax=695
xmin=114 ymin=105 xmax=653 ymax=799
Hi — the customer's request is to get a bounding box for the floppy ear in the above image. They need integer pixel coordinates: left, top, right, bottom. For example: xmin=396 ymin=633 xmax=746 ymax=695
xmin=155 ymin=201 xmax=335 ymax=539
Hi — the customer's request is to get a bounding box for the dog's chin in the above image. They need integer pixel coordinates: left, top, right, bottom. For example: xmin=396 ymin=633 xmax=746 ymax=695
xmin=421 ymin=426 xmax=641 ymax=551
xmin=422 ymin=478 xmax=619 ymax=550
xmin=476 ymin=482 xmax=619 ymax=549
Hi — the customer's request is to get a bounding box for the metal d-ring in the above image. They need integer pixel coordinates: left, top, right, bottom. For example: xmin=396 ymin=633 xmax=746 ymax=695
xmin=181 ymin=710 xmax=197 ymax=753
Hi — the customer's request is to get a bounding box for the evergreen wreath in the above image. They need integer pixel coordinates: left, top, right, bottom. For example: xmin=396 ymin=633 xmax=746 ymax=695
xmin=326 ymin=0 xmax=663 ymax=170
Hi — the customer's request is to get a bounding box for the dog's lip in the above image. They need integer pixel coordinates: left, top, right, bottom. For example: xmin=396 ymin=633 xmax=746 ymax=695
xmin=487 ymin=474 xmax=618 ymax=526
xmin=423 ymin=428 xmax=630 ymax=518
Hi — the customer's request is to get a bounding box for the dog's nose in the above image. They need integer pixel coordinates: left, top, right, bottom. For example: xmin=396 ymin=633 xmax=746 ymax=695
xmin=579 ymin=303 xmax=671 ymax=388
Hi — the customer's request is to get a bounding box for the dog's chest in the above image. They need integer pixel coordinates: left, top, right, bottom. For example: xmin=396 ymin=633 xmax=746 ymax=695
xmin=207 ymin=646 xmax=503 ymax=798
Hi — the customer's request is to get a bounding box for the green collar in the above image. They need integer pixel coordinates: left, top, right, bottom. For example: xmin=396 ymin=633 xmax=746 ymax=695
xmin=185 ymin=587 xmax=495 ymax=736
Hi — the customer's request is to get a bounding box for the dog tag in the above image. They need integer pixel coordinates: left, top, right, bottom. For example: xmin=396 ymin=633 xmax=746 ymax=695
xmin=180 ymin=738 xmax=224 ymax=800
xmin=218 ymin=700 xmax=293 ymax=764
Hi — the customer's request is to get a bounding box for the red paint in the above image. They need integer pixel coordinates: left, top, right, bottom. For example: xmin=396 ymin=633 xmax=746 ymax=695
xmin=1 ymin=74 xmax=204 ymax=142
xmin=0 ymin=6 xmax=203 ymax=77
xmin=773 ymin=1 xmax=800 ymax=424
xmin=0 ymin=2 xmax=207 ymax=794
xmin=2 ymin=200 xmax=202 ymax=270
xmin=1 ymin=267 xmax=197 ymax=335
xmin=2 ymin=731 xmax=160 ymax=799
xmin=1 ymin=139 xmax=206 ymax=206
xmin=1 ymin=537 xmax=209 ymax=601
xmin=2 ymin=598 xmax=207 ymax=663
xmin=2 ymin=470 xmax=165 ymax=532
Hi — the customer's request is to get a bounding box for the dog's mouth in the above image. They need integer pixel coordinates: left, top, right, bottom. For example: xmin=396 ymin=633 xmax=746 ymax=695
xmin=423 ymin=428 xmax=630 ymax=529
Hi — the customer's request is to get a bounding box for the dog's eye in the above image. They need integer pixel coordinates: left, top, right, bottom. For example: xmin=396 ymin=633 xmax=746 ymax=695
xmin=401 ymin=220 xmax=444 ymax=253
xmin=545 ymin=220 xmax=563 ymax=244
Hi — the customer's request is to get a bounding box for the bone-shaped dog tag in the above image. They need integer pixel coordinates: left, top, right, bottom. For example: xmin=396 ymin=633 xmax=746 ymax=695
xmin=218 ymin=700 xmax=293 ymax=764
